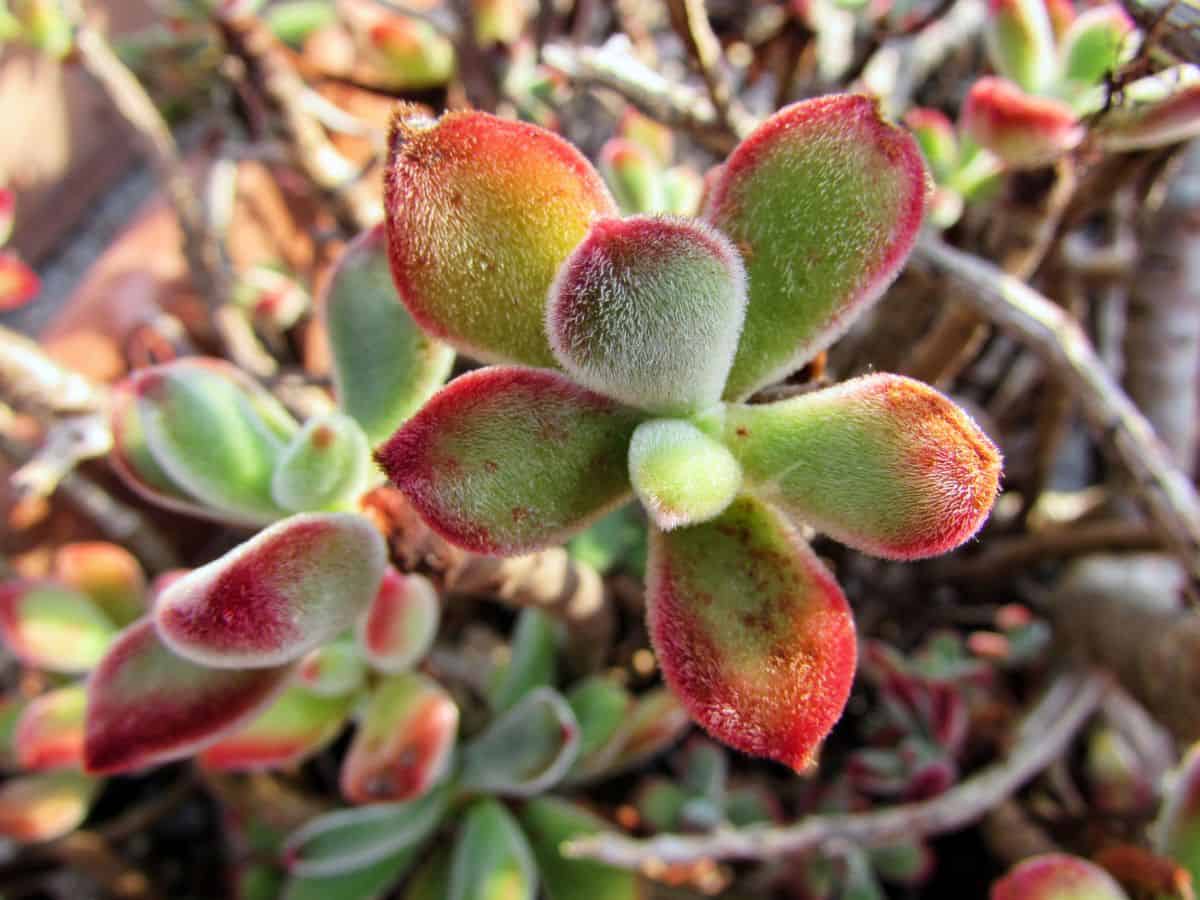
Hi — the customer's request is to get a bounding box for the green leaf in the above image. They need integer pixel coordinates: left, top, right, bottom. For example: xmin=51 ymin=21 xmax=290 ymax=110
xmin=904 ymin=108 xmax=959 ymax=182
xmin=283 ymin=784 xmax=450 ymax=878
xmin=567 ymin=506 xmax=648 ymax=576
xmin=364 ymin=16 xmax=455 ymax=90
xmin=297 ymin=638 xmax=368 ymax=697
xmin=459 ymin=688 xmax=580 ymax=796
xmin=566 ymin=676 xmax=632 ymax=767
xmin=962 ymin=76 xmax=1083 ymax=169
xmin=489 ymin=608 xmax=559 ymax=713
xmin=285 ymin=846 xmax=421 ymax=900
xmin=340 ymin=673 xmax=458 ymax=805
xmin=1059 ymin=4 xmax=1135 ymax=86
xmin=377 ymin=367 xmax=643 ymax=555
xmin=628 ymin=419 xmax=742 ymax=531
xmin=323 ymin=225 xmax=455 ymax=444
xmin=265 ymin=0 xmax=336 ymax=46
xmin=991 ymin=854 xmax=1130 ymax=899
xmin=1094 ymin=67 xmax=1200 ymax=152
xmin=52 ymin=542 xmax=146 ymax=627
xmin=403 ymin=848 xmax=452 ymax=900
xmin=448 ymin=799 xmax=537 ymax=900
xmin=356 ymin=570 xmax=440 ymax=674
xmin=599 ymin=139 xmax=666 ymax=214
xmin=547 ymin=216 xmax=747 ymax=415
xmin=385 ymin=109 xmax=615 ymax=366
xmin=0 ymin=580 xmax=116 ymax=673
xmin=647 ymin=495 xmax=857 ymax=771
xmin=986 ymin=0 xmax=1057 ymax=93
xmin=705 ymin=96 xmax=928 ymax=399
xmin=0 ymin=771 xmax=97 ymax=843
xmin=723 ymin=373 xmax=1001 ymax=560
xmin=14 ymin=683 xmax=86 ymax=771
xmin=272 ymin=412 xmax=372 ymax=512
xmin=155 ymin=513 xmax=388 ymax=668
xmin=519 ymin=798 xmax=641 ymax=900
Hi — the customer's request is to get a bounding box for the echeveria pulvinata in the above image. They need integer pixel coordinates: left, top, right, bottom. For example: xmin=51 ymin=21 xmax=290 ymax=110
xmin=376 ymin=96 xmax=1002 ymax=770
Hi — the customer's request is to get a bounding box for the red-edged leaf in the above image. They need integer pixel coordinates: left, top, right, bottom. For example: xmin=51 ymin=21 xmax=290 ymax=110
xmin=340 ymin=672 xmax=458 ymax=805
xmin=0 ymin=187 xmax=14 ymax=245
xmin=270 ymin=412 xmax=372 ymax=513
xmin=364 ymin=15 xmax=454 ymax=89
xmin=323 ymin=225 xmax=455 ymax=444
xmin=84 ymin=619 xmax=295 ymax=774
xmin=724 ymin=373 xmax=1001 ymax=560
xmin=0 ymin=251 xmax=40 ymax=310
xmin=991 ymin=854 xmax=1130 ymax=899
xmin=599 ymin=139 xmax=666 ymax=214
xmin=647 ymin=495 xmax=857 ymax=771
xmin=905 ymin=108 xmax=959 ymax=181
xmin=985 ymin=0 xmax=1057 ymax=93
xmin=962 ymin=77 xmax=1084 ymax=169
xmin=53 ymin=542 xmax=146 ymax=627
xmin=198 ymin=685 xmax=355 ymax=772
xmin=1096 ymin=69 xmax=1200 ymax=152
xmin=0 ymin=772 xmax=97 ymax=843
xmin=155 ymin=513 xmax=387 ymax=668
xmin=14 ymin=684 xmax=86 ymax=771
xmin=297 ymin=639 xmax=367 ymax=697
xmin=704 ymin=95 xmax=927 ymax=400
xmin=1059 ymin=4 xmax=1136 ymax=86
xmin=385 ymin=108 xmax=616 ymax=367
xmin=0 ymin=580 xmax=116 ymax=673
xmin=547 ymin=215 xmax=746 ymax=415
xmin=357 ymin=569 xmax=440 ymax=673
xmin=377 ymin=367 xmax=643 ymax=555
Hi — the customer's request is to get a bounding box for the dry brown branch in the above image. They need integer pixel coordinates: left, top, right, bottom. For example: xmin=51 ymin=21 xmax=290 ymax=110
xmin=0 ymin=325 xmax=107 ymax=418
xmin=913 ymin=233 xmax=1200 ymax=588
xmin=981 ymin=800 xmax=1059 ymax=865
xmin=665 ymin=0 xmax=756 ymax=139
xmin=939 ymin=520 xmax=1161 ymax=579
xmin=565 ymin=670 xmax=1105 ymax=867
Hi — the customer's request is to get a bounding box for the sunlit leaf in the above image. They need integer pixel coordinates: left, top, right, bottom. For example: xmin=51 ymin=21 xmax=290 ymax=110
xmin=271 ymin=413 xmax=372 ymax=513
xmin=599 ymin=139 xmax=665 ymax=214
xmin=0 ymin=250 xmax=39 ymax=311
xmin=298 ymin=638 xmax=368 ymax=697
xmin=365 ymin=16 xmax=455 ymax=89
xmin=1059 ymin=4 xmax=1136 ymax=87
xmin=1095 ymin=68 xmax=1200 ymax=152
xmin=357 ymin=570 xmax=440 ymax=674
xmin=628 ymin=419 xmax=742 ymax=531
xmin=986 ymin=0 xmax=1057 ymax=93
xmin=0 ymin=580 xmax=116 ymax=673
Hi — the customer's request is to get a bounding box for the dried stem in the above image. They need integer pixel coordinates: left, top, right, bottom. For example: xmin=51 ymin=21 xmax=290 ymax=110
xmin=665 ymin=0 xmax=755 ymax=139
xmin=913 ymin=233 xmax=1200 ymax=589
xmin=566 ymin=670 xmax=1105 ymax=866
xmin=0 ymin=324 xmax=107 ymax=417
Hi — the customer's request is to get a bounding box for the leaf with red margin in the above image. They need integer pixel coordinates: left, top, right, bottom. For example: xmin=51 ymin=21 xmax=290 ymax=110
xmin=155 ymin=513 xmax=387 ymax=669
xmin=297 ymin=638 xmax=367 ymax=697
xmin=985 ymin=0 xmax=1057 ymax=93
xmin=1095 ymin=68 xmax=1200 ymax=152
xmin=198 ymin=685 xmax=355 ymax=772
xmin=385 ymin=108 xmax=616 ymax=367
xmin=547 ymin=216 xmax=747 ymax=415
xmin=647 ymin=495 xmax=857 ymax=771
xmin=84 ymin=619 xmax=295 ymax=775
xmin=0 ymin=580 xmax=116 ymax=673
xmin=962 ymin=77 xmax=1084 ymax=169
xmin=629 ymin=419 xmax=743 ymax=531
xmin=0 ymin=772 xmax=98 ymax=843
xmin=0 ymin=251 xmax=39 ymax=311
xmin=14 ymin=684 xmax=86 ymax=771
xmin=323 ymin=225 xmax=455 ymax=444
xmin=1059 ymin=4 xmax=1136 ymax=87
xmin=991 ymin=854 xmax=1130 ymax=899
xmin=704 ymin=95 xmax=927 ymax=400
xmin=905 ymin=108 xmax=959 ymax=182
xmin=599 ymin=139 xmax=666 ymax=214
xmin=53 ymin=542 xmax=146 ymax=627
xmin=724 ymin=373 xmax=1001 ymax=560
xmin=377 ymin=367 xmax=644 ymax=555
xmin=340 ymin=672 xmax=458 ymax=805
xmin=357 ymin=570 xmax=440 ymax=674
xmin=0 ymin=187 xmax=13 ymax=245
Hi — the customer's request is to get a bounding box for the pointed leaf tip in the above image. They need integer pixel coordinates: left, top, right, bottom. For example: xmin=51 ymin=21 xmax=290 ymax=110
xmin=385 ymin=109 xmax=615 ymax=367
xmin=548 ymin=215 xmax=747 ymax=414
xmin=705 ymin=95 xmax=928 ymax=399
xmin=991 ymin=854 xmax=1130 ymax=900
xmin=84 ymin=619 xmax=294 ymax=774
xmin=377 ymin=367 xmax=643 ymax=555
xmin=629 ymin=418 xmax=743 ymax=530
xmin=725 ymin=373 xmax=1001 ymax=560
xmin=648 ymin=495 xmax=857 ymax=771
xmin=963 ymin=77 xmax=1083 ymax=169
xmin=323 ymin=225 xmax=455 ymax=444
xmin=155 ymin=513 xmax=387 ymax=669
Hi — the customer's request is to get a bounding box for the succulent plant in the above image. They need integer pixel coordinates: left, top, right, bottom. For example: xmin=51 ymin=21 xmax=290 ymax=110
xmin=992 ymin=854 xmax=1131 ymax=899
xmin=904 ymin=107 xmax=1003 ymax=228
xmin=0 ymin=186 xmax=39 ymax=311
xmin=376 ymin=96 xmax=1002 ymax=771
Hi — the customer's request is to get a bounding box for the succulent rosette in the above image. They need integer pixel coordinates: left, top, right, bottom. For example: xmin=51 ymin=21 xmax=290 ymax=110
xmin=376 ymin=96 xmax=1002 ymax=770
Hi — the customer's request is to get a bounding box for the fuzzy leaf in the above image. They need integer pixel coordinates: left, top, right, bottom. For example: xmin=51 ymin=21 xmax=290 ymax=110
xmin=548 ymin=216 xmax=747 ymax=414
xmin=724 ymin=373 xmax=1001 ymax=560
xmin=1095 ymin=69 xmax=1200 ymax=152
xmin=357 ymin=570 xmax=440 ymax=674
xmin=385 ymin=108 xmax=615 ymax=367
xmin=198 ymin=685 xmax=354 ymax=771
xmin=0 ymin=580 xmax=116 ymax=673
xmin=155 ymin=513 xmax=387 ymax=668
xmin=0 ymin=251 xmax=39 ymax=311
xmin=519 ymin=798 xmax=641 ymax=900
xmin=570 ymin=687 xmax=692 ymax=781
xmin=128 ymin=359 xmax=297 ymax=523
xmin=14 ymin=684 xmax=86 ymax=771
xmin=272 ymin=412 xmax=372 ymax=512
xmin=1154 ymin=742 xmax=1200 ymax=888
xmin=340 ymin=672 xmax=458 ymax=805
xmin=0 ymin=772 xmax=97 ymax=843
xmin=704 ymin=96 xmax=927 ymax=399
xmin=323 ymin=225 xmax=455 ymax=444
xmin=599 ymin=139 xmax=666 ymax=214
xmin=283 ymin=785 xmax=449 ymax=878
xmin=377 ymin=367 xmax=643 ymax=555
xmin=963 ymin=77 xmax=1084 ymax=169
xmin=365 ymin=16 xmax=455 ymax=89
xmin=647 ymin=495 xmax=856 ymax=770
xmin=449 ymin=799 xmax=538 ymax=900
xmin=298 ymin=638 xmax=368 ymax=697
xmin=566 ymin=676 xmax=632 ymax=766
xmin=986 ymin=0 xmax=1057 ymax=93
xmin=489 ymin=607 xmax=559 ymax=713
xmin=991 ymin=854 xmax=1130 ymax=899
xmin=459 ymin=687 xmax=581 ymax=796
xmin=905 ymin=108 xmax=959 ymax=181
xmin=53 ymin=542 xmax=146 ymax=627
xmin=84 ymin=619 xmax=294 ymax=774
xmin=629 ymin=419 xmax=743 ymax=530
xmin=1059 ymin=5 xmax=1135 ymax=86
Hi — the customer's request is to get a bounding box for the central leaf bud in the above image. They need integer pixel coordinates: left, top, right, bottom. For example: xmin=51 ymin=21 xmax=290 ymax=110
xmin=629 ymin=419 xmax=743 ymax=530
